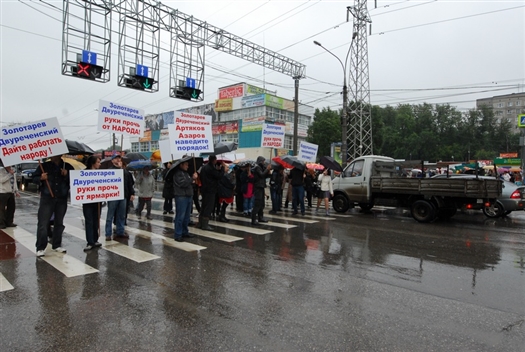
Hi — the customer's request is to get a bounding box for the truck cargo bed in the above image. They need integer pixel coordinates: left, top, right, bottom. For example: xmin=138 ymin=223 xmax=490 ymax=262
xmin=370 ymin=177 xmax=501 ymax=199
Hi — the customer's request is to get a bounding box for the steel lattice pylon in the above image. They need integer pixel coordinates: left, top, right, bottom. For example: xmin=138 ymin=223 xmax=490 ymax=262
xmin=347 ymin=0 xmax=372 ymax=160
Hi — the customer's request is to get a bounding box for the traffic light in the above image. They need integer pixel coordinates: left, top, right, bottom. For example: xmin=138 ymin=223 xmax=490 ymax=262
xmin=174 ymin=87 xmax=201 ymax=101
xmin=72 ymin=62 xmax=103 ymax=80
xmin=125 ymin=75 xmax=155 ymax=91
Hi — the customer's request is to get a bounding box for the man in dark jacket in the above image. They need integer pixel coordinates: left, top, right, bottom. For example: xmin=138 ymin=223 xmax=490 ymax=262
xmin=290 ymin=166 xmax=306 ymax=215
xmin=199 ymin=154 xmax=224 ymax=230
xmin=251 ymin=156 xmax=272 ymax=225
xmin=172 ymin=160 xmax=198 ymax=242
xmin=33 ymin=154 xmax=74 ymax=257
xmin=269 ymin=165 xmax=284 ymax=214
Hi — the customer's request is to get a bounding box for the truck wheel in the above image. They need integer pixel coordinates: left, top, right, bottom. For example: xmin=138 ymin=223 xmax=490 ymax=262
xmin=332 ymin=194 xmax=349 ymax=213
xmin=482 ymin=202 xmax=504 ymax=218
xmin=411 ymin=200 xmax=436 ymax=223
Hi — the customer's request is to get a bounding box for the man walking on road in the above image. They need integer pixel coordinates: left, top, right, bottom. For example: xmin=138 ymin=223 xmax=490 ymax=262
xmin=33 ymin=154 xmax=73 ymax=257
xmin=251 ymin=156 xmax=272 ymax=226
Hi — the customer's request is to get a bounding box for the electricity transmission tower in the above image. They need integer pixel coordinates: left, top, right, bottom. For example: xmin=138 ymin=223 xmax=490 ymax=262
xmin=347 ymin=0 xmax=373 ymax=160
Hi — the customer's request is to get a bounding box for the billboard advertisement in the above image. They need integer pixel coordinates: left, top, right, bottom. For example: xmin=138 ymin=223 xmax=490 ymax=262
xmin=218 ymin=84 xmax=244 ymax=99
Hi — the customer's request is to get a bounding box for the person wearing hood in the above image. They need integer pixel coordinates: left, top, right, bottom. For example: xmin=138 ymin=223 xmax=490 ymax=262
xmin=251 ymin=156 xmax=272 ymax=225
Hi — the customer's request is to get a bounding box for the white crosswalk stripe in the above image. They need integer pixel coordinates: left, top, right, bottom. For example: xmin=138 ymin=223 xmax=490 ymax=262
xmin=144 ymin=217 xmax=244 ymax=242
xmin=0 ymin=272 xmax=14 ymax=292
xmin=63 ymin=222 xmax=161 ymax=263
xmin=3 ymin=227 xmax=99 ymax=278
xmin=148 ymin=209 xmax=273 ymax=235
xmin=124 ymin=226 xmax=207 ymax=252
xmin=223 ymin=214 xmax=297 ymax=229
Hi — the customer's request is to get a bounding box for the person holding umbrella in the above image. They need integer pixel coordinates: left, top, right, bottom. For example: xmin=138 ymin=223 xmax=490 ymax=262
xmin=172 ymin=157 xmax=198 ymax=242
xmin=82 ymin=156 xmax=102 ymax=251
xmin=315 ymin=168 xmax=333 ymax=216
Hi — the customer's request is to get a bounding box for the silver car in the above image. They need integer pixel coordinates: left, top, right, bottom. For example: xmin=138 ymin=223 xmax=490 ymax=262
xmin=431 ymin=174 xmax=525 ymax=218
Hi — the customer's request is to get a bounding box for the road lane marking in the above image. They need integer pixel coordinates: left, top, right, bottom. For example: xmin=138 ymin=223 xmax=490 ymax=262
xmin=3 ymin=227 xmax=99 ymax=277
xmin=0 ymin=272 xmax=14 ymax=292
xmin=124 ymin=227 xmax=207 ymax=252
xmin=148 ymin=210 xmax=272 ymax=235
xmin=63 ymin=222 xmax=160 ymax=263
xmin=252 ymin=213 xmax=319 ymax=224
xmin=224 ymin=215 xmax=297 ymax=229
xmin=145 ymin=218 xmax=243 ymax=243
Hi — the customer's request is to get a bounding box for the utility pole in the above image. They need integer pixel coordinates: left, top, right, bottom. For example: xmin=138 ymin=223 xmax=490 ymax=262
xmin=347 ymin=1 xmax=372 ymax=160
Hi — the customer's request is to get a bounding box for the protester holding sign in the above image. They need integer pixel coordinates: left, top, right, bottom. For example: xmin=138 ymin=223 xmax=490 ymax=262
xmin=0 ymin=164 xmax=20 ymax=229
xmin=33 ymin=154 xmax=74 ymax=257
xmin=105 ymin=155 xmax=133 ymax=240
xmin=82 ymin=156 xmax=102 ymax=251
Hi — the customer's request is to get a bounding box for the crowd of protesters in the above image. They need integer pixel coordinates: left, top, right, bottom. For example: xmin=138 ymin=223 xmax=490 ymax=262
xmin=10 ymin=152 xmax=337 ymax=256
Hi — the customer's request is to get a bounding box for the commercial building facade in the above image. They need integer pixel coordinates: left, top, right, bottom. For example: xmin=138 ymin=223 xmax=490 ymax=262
xmin=131 ymin=82 xmax=313 ymax=158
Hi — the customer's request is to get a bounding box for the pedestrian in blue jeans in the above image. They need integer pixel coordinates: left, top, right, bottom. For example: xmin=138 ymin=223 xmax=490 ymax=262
xmin=105 ymin=154 xmax=134 ymax=240
xmin=173 ymin=159 xmax=198 ymax=242
xmin=82 ymin=156 xmax=103 ymax=251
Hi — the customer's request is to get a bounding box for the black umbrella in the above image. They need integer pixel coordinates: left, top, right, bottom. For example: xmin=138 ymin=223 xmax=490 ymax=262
xmin=165 ymin=156 xmax=204 ymax=183
xmin=213 ymin=142 xmax=238 ymax=155
xmin=122 ymin=152 xmax=148 ymax=163
xmin=281 ymin=155 xmax=305 ymax=170
xmin=237 ymin=159 xmax=256 ymax=167
xmin=319 ymin=155 xmax=343 ymax=172
xmin=65 ymin=140 xmax=95 ymax=155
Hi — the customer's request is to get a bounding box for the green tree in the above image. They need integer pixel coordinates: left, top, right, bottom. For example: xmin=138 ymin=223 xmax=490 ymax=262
xmin=306 ymin=107 xmax=340 ymax=159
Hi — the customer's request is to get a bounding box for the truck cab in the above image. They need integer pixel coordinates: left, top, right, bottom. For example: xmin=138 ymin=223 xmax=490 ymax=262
xmin=332 ymin=155 xmax=394 ymax=212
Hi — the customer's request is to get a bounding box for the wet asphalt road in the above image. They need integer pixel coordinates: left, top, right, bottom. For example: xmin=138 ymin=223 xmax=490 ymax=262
xmin=1 ymin=187 xmax=524 ymax=351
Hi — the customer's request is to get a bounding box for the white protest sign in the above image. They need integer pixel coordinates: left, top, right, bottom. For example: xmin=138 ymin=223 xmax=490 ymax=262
xmin=159 ymin=139 xmax=184 ymax=163
xmin=261 ymin=123 xmax=285 ymax=148
xmin=298 ymin=141 xmax=318 ymax=162
xmin=169 ymin=111 xmax=213 ymax=154
xmin=98 ymin=100 xmax=145 ymax=137
xmin=0 ymin=117 xmax=69 ymax=166
xmin=70 ymin=169 xmax=124 ymax=205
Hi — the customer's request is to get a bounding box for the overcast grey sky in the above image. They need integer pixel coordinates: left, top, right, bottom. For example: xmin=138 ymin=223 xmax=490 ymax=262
xmin=1 ymin=0 xmax=524 ymax=150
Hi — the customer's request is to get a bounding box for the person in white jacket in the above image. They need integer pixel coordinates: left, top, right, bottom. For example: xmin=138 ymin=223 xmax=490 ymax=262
xmin=135 ymin=166 xmax=155 ymax=220
xmin=315 ymin=168 xmax=333 ymax=216
xmin=0 ymin=164 xmax=19 ymax=229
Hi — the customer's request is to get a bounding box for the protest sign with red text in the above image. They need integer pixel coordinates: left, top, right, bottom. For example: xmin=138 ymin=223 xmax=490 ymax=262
xmin=0 ymin=117 xmax=68 ymax=166
xmin=70 ymin=169 xmax=124 ymax=205
xmin=168 ymin=111 xmax=213 ymax=154
xmin=98 ymin=100 xmax=145 ymax=137
xmin=261 ymin=123 xmax=285 ymax=148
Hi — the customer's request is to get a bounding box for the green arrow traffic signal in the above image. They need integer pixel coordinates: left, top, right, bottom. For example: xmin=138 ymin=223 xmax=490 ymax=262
xmin=143 ymin=78 xmax=151 ymax=89
xmin=191 ymin=89 xmax=199 ymax=99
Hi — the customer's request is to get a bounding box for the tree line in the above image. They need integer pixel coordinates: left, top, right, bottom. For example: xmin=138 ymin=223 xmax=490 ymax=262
xmin=307 ymin=103 xmax=520 ymax=162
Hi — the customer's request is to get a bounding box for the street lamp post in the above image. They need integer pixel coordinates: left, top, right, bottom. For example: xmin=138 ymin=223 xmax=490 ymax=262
xmin=314 ymin=34 xmax=356 ymax=168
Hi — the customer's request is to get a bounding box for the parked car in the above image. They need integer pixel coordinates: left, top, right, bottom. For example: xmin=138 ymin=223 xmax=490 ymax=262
xmin=15 ymin=161 xmax=39 ymax=189
xmin=432 ymin=174 xmax=525 ymax=218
